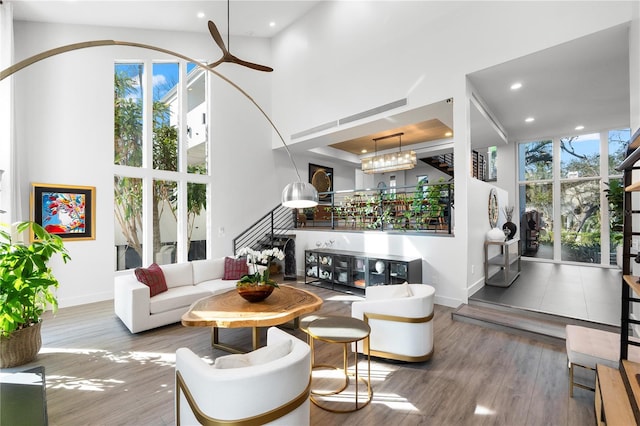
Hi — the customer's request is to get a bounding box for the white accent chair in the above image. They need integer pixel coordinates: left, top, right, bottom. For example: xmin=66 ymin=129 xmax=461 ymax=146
xmin=175 ymin=327 xmax=311 ymax=426
xmin=351 ymin=283 xmax=436 ymax=362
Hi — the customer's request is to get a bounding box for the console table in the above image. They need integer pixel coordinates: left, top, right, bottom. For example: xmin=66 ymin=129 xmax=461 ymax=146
xmin=304 ymin=249 xmax=421 ymax=293
xmin=484 ymin=238 xmax=521 ymax=287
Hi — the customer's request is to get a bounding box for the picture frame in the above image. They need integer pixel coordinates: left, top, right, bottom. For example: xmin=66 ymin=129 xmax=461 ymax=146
xmin=31 ymin=183 xmax=96 ymax=241
xmin=309 ymin=163 xmax=333 ymax=203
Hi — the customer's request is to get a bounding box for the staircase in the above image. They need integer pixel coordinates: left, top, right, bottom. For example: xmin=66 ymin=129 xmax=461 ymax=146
xmin=232 ymin=204 xmax=297 ymax=254
xmin=421 ymin=153 xmax=454 ymax=177
xmin=421 ymin=151 xmax=486 ymax=181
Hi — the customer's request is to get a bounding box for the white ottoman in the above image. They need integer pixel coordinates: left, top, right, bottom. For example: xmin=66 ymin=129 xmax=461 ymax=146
xmin=565 ymin=325 xmax=640 ymax=397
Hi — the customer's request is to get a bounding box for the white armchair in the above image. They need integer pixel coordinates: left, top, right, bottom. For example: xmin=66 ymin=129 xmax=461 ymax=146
xmin=351 ymin=283 xmax=435 ymax=362
xmin=175 ymin=327 xmax=311 ymax=425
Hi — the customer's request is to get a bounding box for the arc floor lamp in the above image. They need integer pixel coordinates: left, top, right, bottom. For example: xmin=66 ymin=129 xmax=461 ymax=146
xmin=0 ymin=39 xmax=318 ymax=209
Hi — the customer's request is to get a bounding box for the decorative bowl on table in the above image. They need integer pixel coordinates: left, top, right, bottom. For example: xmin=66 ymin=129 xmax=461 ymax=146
xmin=236 ymin=284 xmax=274 ymax=303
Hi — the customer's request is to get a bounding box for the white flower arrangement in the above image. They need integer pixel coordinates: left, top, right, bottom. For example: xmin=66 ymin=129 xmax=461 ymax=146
xmin=236 ymin=247 xmax=285 ymax=287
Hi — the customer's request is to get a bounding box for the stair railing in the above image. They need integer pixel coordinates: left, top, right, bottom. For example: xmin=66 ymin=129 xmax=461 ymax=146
xmin=232 ymin=204 xmax=296 ymax=254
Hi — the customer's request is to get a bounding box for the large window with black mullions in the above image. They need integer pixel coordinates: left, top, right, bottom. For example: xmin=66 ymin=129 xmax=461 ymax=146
xmin=518 ymin=128 xmax=630 ymax=265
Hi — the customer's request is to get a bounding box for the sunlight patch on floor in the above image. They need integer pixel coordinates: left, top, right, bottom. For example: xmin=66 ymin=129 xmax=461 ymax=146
xmin=325 ymin=294 xmax=364 ymax=302
xmin=474 ymin=404 xmax=496 ymax=415
xmin=347 ymin=361 xmax=395 ymax=381
xmin=47 ymin=375 xmax=124 ymax=392
xmin=40 ymin=347 xmax=176 ymax=367
xmin=371 ymin=391 xmax=420 ymax=412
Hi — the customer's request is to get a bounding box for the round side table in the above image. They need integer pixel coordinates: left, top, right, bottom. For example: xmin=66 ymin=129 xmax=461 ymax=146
xmin=305 ymin=316 xmax=372 ymax=412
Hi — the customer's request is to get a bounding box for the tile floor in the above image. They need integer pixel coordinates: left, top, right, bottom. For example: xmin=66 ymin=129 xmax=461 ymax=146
xmin=470 ymin=260 xmax=621 ymax=326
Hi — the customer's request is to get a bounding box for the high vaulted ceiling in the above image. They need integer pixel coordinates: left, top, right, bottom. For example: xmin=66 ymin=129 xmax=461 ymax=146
xmin=11 ymin=0 xmax=320 ymax=38
xmin=10 ymin=1 xmax=631 ymax=158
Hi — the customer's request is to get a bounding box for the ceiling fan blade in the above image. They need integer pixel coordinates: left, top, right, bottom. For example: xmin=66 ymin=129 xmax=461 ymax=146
xmin=207 ymin=20 xmax=228 ymax=54
xmin=207 ymin=56 xmax=225 ymax=69
xmin=206 ymin=20 xmax=273 ymax=72
xmin=230 ymin=54 xmax=274 ymax=72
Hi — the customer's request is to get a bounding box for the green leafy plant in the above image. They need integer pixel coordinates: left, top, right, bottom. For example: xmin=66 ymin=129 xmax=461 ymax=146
xmin=0 ymin=222 xmax=71 ymax=337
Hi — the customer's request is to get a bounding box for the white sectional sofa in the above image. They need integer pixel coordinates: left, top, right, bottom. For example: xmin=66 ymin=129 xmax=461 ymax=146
xmin=114 ymin=258 xmax=238 ymax=333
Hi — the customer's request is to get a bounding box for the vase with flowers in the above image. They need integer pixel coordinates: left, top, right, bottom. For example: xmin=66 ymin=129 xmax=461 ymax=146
xmin=235 ymin=247 xmax=285 ymax=302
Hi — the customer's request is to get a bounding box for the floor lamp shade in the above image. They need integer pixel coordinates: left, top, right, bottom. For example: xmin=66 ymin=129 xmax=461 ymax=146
xmin=281 ymin=182 xmax=319 ymax=208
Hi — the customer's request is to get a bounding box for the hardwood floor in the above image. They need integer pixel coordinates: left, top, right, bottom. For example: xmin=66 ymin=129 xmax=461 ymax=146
xmin=4 ymin=282 xmax=595 ymax=425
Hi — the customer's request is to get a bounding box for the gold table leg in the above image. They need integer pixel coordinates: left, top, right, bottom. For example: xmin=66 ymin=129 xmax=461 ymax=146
xmin=309 ymin=337 xmax=372 ymax=412
xmin=210 ymin=326 xmax=260 ymax=354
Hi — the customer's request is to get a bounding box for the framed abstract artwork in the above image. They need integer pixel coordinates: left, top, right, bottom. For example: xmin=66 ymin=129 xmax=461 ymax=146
xmin=31 ymin=183 xmax=96 ymax=241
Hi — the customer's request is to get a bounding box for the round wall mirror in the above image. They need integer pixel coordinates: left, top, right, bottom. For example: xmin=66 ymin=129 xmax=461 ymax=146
xmin=488 ymin=188 xmax=499 ymax=228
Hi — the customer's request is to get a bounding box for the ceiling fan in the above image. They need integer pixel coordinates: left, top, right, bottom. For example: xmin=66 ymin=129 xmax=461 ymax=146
xmin=206 ymin=0 xmax=273 ymax=72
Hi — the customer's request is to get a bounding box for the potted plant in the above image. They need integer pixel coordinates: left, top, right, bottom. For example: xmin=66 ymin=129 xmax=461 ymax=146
xmin=0 ymin=221 xmax=71 ymax=368
xmin=235 ymin=247 xmax=285 ymax=302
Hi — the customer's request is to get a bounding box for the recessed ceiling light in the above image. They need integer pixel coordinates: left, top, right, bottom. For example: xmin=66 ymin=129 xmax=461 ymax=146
xmin=445 ymin=131 xmax=452 ymax=137
xmin=575 ymin=125 xmax=584 ymax=130
xmin=197 ymin=12 xmax=205 ymax=19
xmin=510 ymin=82 xmax=522 ymax=90
xmin=525 ymin=117 xmax=535 ymax=123
xmin=361 ymin=149 xmax=367 ymax=154
xmin=269 ymin=22 xmax=276 ymax=28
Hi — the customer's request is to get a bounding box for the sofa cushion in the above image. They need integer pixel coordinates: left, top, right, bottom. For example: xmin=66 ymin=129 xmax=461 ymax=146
xmin=192 ymin=258 xmax=225 ymax=284
xmin=134 ymin=263 xmax=168 ymax=297
xmin=160 ymin=262 xmax=194 ymax=289
xmin=149 ymin=286 xmax=211 ymax=315
xmin=213 ymin=339 xmax=292 ymax=369
xmin=223 ymin=257 xmax=248 ymax=280
xmin=196 ymin=279 xmax=238 ymax=295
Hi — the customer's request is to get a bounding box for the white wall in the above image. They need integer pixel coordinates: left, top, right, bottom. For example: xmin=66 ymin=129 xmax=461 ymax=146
xmin=271 ymin=1 xmax=633 ymax=308
xmin=8 ymin=2 xmax=636 ymax=308
xmin=292 ymin=230 xmax=462 ymax=307
xmin=12 ymin=21 xmax=277 ymax=306
xmin=466 ymin=180 xmax=509 ymax=296
xmin=271 ymin=2 xmax=632 ymax=144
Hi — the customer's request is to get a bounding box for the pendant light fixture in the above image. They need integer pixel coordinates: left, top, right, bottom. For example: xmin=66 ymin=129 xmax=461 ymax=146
xmin=361 ymin=132 xmax=417 ymax=174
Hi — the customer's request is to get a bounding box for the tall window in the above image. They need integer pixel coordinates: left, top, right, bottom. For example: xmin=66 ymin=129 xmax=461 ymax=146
xmin=518 ymin=140 xmax=553 ymax=260
xmin=559 ymin=134 xmax=600 ymax=263
xmin=517 ymin=129 xmax=630 ymax=265
xmin=114 ymin=61 xmax=209 ymax=271
xmin=607 ymin=129 xmax=631 ymax=265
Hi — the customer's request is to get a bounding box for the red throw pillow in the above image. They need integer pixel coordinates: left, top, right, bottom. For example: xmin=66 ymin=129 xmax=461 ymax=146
xmin=135 ymin=263 xmax=168 ymax=297
xmin=224 ymin=257 xmax=249 ymax=280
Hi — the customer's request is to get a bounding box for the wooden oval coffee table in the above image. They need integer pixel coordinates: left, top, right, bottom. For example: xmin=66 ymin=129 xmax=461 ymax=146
xmin=181 ymin=285 xmax=323 ymax=354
